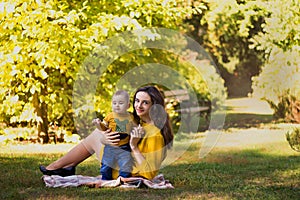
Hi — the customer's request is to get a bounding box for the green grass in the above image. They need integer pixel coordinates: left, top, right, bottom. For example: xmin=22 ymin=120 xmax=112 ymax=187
xmin=1 ymin=100 xmax=299 ymax=199
xmin=0 ymin=140 xmax=299 ymax=200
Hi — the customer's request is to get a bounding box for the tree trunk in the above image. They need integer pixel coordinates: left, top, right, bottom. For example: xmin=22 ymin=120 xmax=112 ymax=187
xmin=33 ymin=80 xmax=49 ymax=143
xmin=290 ymin=99 xmax=300 ymax=123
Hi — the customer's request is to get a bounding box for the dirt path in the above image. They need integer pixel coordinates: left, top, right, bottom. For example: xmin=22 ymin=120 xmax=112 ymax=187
xmin=214 ymin=128 xmax=286 ymax=148
xmin=213 ymin=97 xmax=296 ymax=148
xmin=225 ymin=97 xmax=273 ymax=115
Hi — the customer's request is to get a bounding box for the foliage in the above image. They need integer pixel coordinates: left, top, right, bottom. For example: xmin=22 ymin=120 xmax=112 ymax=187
xmin=0 ymin=0 xmax=90 ymax=142
xmin=1 ymin=0 xmax=210 ymax=141
xmin=0 ymin=127 xmax=36 ymax=144
xmin=191 ymin=0 xmax=300 ymax=118
xmin=286 ymin=127 xmax=300 ymax=152
xmin=264 ymin=93 xmax=300 ymax=123
xmin=0 ymin=126 xmax=80 ymax=144
xmin=171 ymin=53 xmax=227 ymax=132
xmin=252 ymin=48 xmax=300 ymax=105
xmin=86 ymin=37 xmax=227 ymax=134
xmin=201 ymin=0 xmax=266 ymax=71
xmin=178 ymin=50 xmax=227 ymax=109
xmin=251 ymin=0 xmax=300 ymax=122
xmin=249 ymin=0 xmax=300 ymax=53
xmin=189 ymin=0 xmax=266 ymax=96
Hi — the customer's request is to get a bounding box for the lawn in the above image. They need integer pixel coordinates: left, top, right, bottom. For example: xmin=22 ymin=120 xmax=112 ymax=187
xmin=0 ymin=98 xmax=299 ymax=199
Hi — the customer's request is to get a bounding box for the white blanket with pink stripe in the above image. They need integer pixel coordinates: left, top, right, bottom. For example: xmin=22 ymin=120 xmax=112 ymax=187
xmin=42 ymin=174 xmax=174 ymax=189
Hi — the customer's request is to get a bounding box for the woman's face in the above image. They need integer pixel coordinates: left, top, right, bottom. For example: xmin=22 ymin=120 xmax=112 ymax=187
xmin=134 ymin=91 xmax=153 ymax=121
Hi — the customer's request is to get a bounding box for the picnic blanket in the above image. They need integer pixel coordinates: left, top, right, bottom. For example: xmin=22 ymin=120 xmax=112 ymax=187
xmin=42 ymin=174 xmax=174 ymax=189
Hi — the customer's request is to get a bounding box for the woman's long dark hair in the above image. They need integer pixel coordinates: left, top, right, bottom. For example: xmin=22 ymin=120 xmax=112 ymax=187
xmin=133 ymin=86 xmax=173 ymax=149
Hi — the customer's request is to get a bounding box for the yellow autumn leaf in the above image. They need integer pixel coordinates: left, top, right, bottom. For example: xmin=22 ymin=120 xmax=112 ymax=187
xmin=39 ymin=68 xmax=48 ymax=79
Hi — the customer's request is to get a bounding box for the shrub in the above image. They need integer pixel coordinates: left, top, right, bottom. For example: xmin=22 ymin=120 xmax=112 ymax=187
xmin=286 ymin=128 xmax=300 ymax=152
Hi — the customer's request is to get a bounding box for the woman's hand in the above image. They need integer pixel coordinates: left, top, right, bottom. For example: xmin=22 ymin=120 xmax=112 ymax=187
xmin=130 ymin=125 xmax=145 ymax=150
xmin=96 ymin=128 xmax=120 ymax=146
xmin=130 ymin=125 xmax=145 ymax=165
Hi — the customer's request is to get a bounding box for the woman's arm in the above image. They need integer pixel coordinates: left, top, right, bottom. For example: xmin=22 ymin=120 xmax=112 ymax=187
xmin=130 ymin=125 xmax=166 ymax=180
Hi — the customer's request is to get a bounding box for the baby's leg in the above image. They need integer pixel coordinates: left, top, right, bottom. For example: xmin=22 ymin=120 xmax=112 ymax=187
xmin=100 ymin=146 xmax=115 ymax=180
xmin=118 ymin=149 xmax=132 ymax=178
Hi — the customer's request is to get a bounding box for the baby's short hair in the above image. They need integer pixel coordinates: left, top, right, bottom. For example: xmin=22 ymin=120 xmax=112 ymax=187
xmin=113 ymin=90 xmax=130 ymax=102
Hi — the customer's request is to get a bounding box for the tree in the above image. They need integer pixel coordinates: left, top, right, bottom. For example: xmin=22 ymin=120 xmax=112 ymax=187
xmin=0 ymin=0 xmax=89 ymax=142
xmin=187 ymin=0 xmax=267 ymax=97
xmin=2 ymin=0 xmax=210 ymax=142
xmin=185 ymin=0 xmax=300 ymax=122
xmin=251 ymin=0 xmax=300 ymax=122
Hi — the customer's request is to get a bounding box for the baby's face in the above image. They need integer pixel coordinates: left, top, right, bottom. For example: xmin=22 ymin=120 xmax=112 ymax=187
xmin=112 ymin=95 xmax=129 ymax=114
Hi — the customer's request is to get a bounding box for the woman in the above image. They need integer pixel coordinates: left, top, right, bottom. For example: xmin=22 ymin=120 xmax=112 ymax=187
xmin=40 ymin=86 xmax=173 ymax=180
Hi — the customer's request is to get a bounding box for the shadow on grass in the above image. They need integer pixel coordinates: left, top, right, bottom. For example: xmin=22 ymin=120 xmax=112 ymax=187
xmin=224 ymin=113 xmax=274 ymax=129
xmin=1 ymin=149 xmax=299 ymax=200
xmin=182 ymin=112 xmax=274 ymax=133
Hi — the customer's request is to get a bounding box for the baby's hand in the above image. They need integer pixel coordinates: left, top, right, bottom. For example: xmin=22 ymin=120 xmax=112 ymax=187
xmin=92 ymin=118 xmax=101 ymax=125
xmin=92 ymin=118 xmax=109 ymax=131
xmin=92 ymin=118 xmax=102 ymax=130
